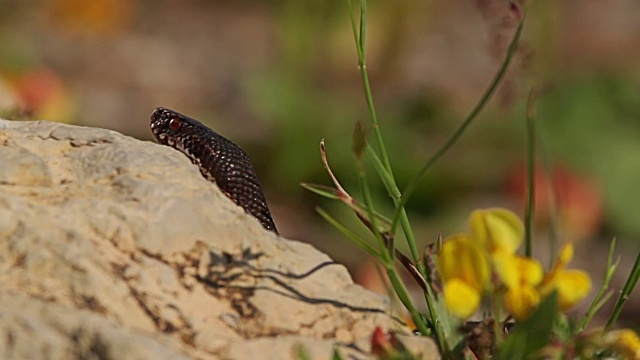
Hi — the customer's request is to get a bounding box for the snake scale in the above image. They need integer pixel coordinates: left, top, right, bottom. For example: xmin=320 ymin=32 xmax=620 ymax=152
xmin=150 ymin=107 xmax=278 ymax=234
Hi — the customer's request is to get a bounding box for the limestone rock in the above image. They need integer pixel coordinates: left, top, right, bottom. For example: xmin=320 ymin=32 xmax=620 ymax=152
xmin=0 ymin=119 xmax=439 ymax=359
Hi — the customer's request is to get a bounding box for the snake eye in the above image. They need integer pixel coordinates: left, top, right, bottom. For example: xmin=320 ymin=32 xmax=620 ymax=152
xmin=169 ymin=117 xmax=182 ymax=132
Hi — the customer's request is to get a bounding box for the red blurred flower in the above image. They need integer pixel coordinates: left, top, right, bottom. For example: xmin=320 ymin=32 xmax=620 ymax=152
xmin=506 ymin=163 xmax=603 ymax=241
xmin=10 ymin=68 xmax=75 ymax=123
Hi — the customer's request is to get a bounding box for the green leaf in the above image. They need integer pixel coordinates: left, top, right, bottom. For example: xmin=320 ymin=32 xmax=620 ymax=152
xmin=606 ymin=249 xmax=640 ymax=331
xmin=433 ymin=295 xmax=464 ymax=353
xmin=295 ymin=344 xmax=311 ymax=360
xmin=366 ymin=144 xmax=399 ymax=199
xmin=300 ymin=183 xmax=343 ymax=200
xmin=551 ymin=313 xmax=571 ymax=342
xmin=497 ymin=292 xmax=558 ymax=359
xmin=579 ymin=238 xmax=619 ymax=332
xmin=302 ymin=182 xmax=392 ymax=231
xmin=333 ymin=347 xmax=344 ymax=360
xmin=315 ymin=207 xmax=382 ymax=260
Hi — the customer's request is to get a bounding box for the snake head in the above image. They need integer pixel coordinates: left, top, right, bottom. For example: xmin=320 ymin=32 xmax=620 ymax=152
xmin=150 ymin=107 xmax=210 ymax=153
xmin=151 ymin=107 xmax=188 ymax=146
xmin=149 ymin=106 xmax=214 ymax=173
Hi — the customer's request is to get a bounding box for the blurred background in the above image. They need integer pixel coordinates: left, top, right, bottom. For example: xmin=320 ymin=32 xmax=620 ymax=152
xmin=1 ymin=0 xmax=639 ymax=327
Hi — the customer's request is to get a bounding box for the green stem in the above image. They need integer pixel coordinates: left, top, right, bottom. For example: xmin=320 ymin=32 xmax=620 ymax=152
xmin=345 ymin=0 xmax=362 ymax=60
xmin=605 ymin=249 xmax=640 ymax=331
xmin=493 ymin=292 xmax=505 ymax=344
xmin=354 ymin=1 xmax=391 ymax=174
xmin=316 ymin=207 xmax=381 ymax=259
xmin=524 ymin=89 xmax=537 ymax=258
xmin=357 ymin=153 xmax=431 ymax=337
xmin=537 ymin=139 xmax=561 ymax=267
xmin=344 ymin=0 xmax=445 ymax=350
xmin=579 ymin=239 xmax=618 ymax=332
xmin=386 ymin=268 xmax=432 ymax=341
xmin=357 ymin=163 xmax=392 ymax=265
xmin=390 ymin=15 xmax=527 ymax=235
xmin=348 ymin=0 xmax=425 ymax=293
xmin=366 ymin=145 xmax=424 ymax=280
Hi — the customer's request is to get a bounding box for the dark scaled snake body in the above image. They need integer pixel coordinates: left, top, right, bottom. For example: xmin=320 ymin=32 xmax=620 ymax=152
xmin=150 ymin=107 xmax=278 ymax=234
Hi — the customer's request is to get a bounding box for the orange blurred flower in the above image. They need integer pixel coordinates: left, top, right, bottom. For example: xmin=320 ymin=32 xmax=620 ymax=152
xmin=49 ymin=0 xmax=134 ymax=37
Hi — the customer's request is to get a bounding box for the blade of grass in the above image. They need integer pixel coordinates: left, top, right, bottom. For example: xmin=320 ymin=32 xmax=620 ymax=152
xmin=387 ymin=266 xmax=432 ymax=337
xmin=605 ymin=249 xmax=640 ymax=331
xmin=579 ymin=238 xmax=619 ymax=332
xmin=345 ymin=0 xmax=417 ymax=259
xmin=365 ymin=145 xmax=426 ymax=269
xmin=356 ymin=161 xmax=391 ymax=266
xmin=344 ymin=0 xmax=448 ymax=353
xmin=345 ymin=0 xmax=362 ymax=61
xmin=524 ymin=88 xmax=538 ymax=257
xmin=316 ymin=207 xmax=381 ymax=259
xmin=300 ymin=183 xmax=343 ymax=200
xmin=353 ymin=121 xmax=390 ymax=262
xmin=366 ymin=144 xmax=396 ymax=197
xmin=537 ymin=136 xmax=561 ymax=267
xmin=366 ymin=147 xmax=426 ymax=278
xmin=358 ymin=0 xmax=366 ymax=60
xmin=302 ymin=182 xmax=393 ymax=229
xmin=355 ymin=211 xmax=430 ymax=293
xmin=356 ymin=145 xmax=433 ymax=339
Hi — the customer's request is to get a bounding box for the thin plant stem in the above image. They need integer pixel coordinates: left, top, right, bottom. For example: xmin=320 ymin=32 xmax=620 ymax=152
xmin=357 ymin=163 xmax=392 ymax=266
xmin=345 ymin=0 xmax=361 ymax=60
xmin=524 ymin=88 xmax=538 ymax=258
xmin=390 ymin=15 xmax=527 ymax=235
xmin=387 ymin=267 xmax=431 ymax=336
xmin=344 ymin=0 xmax=446 ymax=350
xmin=579 ymin=238 xmax=619 ymax=332
xmin=316 ymin=207 xmax=381 ymax=259
xmin=357 ymin=156 xmax=433 ymax=335
xmin=493 ymin=292 xmax=505 ymax=345
xmin=605 ymin=249 xmax=640 ymax=331
xmin=537 ymin=137 xmax=561 ymax=267
xmin=356 ymin=15 xmax=425 ymax=272
xmin=347 ymin=0 xmax=421 ymax=267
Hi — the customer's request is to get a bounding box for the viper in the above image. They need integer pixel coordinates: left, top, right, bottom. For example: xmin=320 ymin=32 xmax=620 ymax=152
xmin=150 ymin=107 xmax=278 ymax=234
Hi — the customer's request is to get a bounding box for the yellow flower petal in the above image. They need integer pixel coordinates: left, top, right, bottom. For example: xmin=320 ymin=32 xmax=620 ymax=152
xmin=503 ymin=285 xmax=541 ymax=320
xmin=559 ymin=242 xmax=574 ymax=264
xmin=470 ymin=208 xmax=524 ymax=257
xmin=495 ymin=254 xmax=543 ymax=290
xmin=541 ymin=242 xmax=591 ymax=311
xmin=443 ymin=278 xmax=481 ymax=319
xmin=604 ymin=329 xmax=640 ymax=360
xmin=438 ymin=234 xmax=490 ymax=292
xmin=549 ymin=242 xmax=574 ymax=276
xmin=553 ymin=270 xmax=592 ymax=310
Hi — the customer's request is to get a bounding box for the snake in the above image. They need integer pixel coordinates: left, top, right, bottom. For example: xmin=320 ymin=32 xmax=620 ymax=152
xmin=150 ymin=107 xmax=278 ymax=234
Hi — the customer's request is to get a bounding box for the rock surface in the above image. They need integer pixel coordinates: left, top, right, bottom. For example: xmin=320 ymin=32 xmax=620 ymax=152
xmin=0 ymin=119 xmax=438 ymax=359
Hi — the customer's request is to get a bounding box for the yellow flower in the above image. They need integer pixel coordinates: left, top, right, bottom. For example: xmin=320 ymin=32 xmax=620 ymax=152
xmin=503 ymin=284 xmax=541 ymax=320
xmin=443 ymin=278 xmax=482 ymax=319
xmin=540 ymin=243 xmax=592 ymax=311
xmin=495 ymin=254 xmax=544 ymax=320
xmin=495 ymin=254 xmax=544 ymax=290
xmin=438 ymin=208 xmax=593 ymax=321
xmin=604 ymin=329 xmax=640 ymax=360
xmin=470 ymin=208 xmax=524 ymax=258
xmin=437 ymin=234 xmax=491 ymax=318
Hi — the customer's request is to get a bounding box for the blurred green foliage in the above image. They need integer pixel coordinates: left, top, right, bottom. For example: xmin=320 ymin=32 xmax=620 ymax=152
xmin=1 ymin=0 xmax=639 ymax=250
xmin=538 ymin=74 xmax=640 ymax=237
